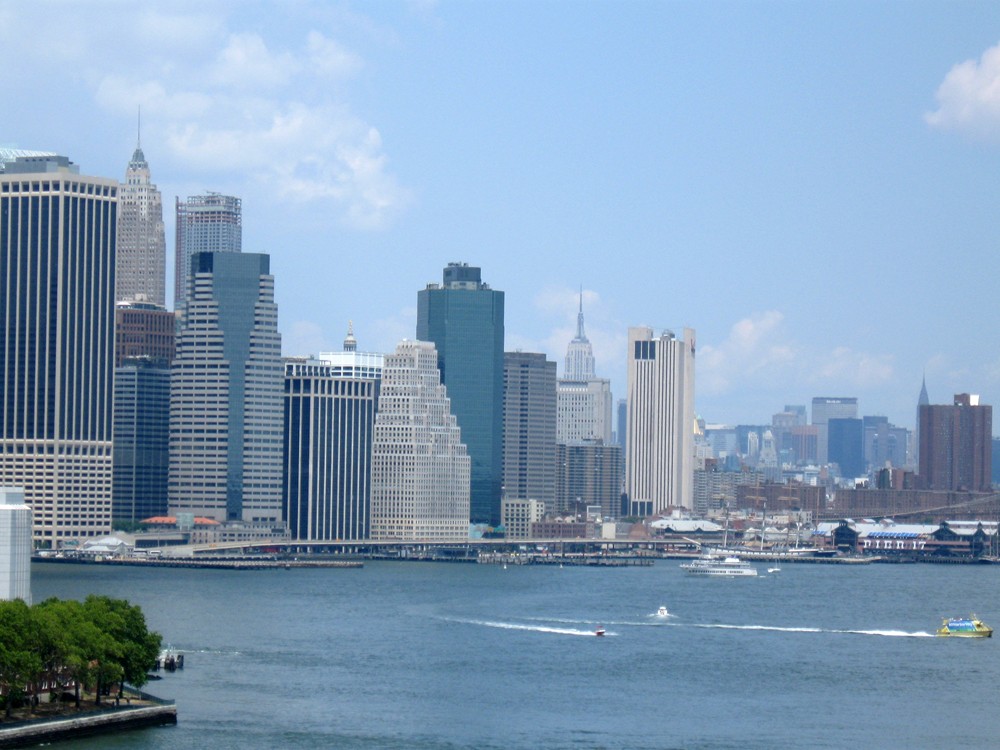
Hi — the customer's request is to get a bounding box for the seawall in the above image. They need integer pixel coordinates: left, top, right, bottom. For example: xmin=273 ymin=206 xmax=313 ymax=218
xmin=0 ymin=703 xmax=176 ymax=749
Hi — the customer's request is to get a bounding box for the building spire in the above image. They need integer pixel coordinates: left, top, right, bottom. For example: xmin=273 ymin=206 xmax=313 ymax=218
xmin=343 ymin=320 xmax=357 ymax=352
xmin=129 ymin=105 xmax=148 ymax=169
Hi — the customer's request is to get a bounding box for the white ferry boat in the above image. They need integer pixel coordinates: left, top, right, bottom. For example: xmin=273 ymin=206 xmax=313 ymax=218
xmin=680 ymin=555 xmax=758 ymax=577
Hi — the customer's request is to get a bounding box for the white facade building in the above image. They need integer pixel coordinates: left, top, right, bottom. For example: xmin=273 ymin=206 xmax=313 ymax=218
xmin=625 ymin=326 xmax=696 ymax=513
xmin=557 ymin=379 xmax=614 ymax=444
xmin=0 ymin=488 xmax=32 ymax=603
xmin=501 ymin=497 xmax=545 ymax=539
xmin=370 ymin=340 xmax=470 ymax=540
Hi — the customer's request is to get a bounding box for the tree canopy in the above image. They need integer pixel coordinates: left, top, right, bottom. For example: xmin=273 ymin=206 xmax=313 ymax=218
xmin=0 ymin=596 xmax=162 ymax=716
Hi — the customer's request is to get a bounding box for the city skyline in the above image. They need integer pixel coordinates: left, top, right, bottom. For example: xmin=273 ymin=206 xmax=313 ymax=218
xmin=3 ymin=2 xmax=1000 ymax=428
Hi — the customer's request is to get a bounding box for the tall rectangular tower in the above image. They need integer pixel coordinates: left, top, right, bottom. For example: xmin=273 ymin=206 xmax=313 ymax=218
xmin=625 ymin=327 xmax=696 ymax=514
xmin=503 ymin=352 xmax=557 ymax=512
xmin=0 ymin=155 xmax=117 ymax=545
xmin=811 ymin=397 xmax=858 ymax=465
xmin=918 ymin=394 xmax=992 ymax=492
xmin=174 ymin=193 xmax=241 ymax=309
xmin=283 ymin=345 xmax=383 ymax=541
xmin=417 ymin=262 xmax=504 ymax=525
xmin=169 ymin=252 xmax=283 ymax=523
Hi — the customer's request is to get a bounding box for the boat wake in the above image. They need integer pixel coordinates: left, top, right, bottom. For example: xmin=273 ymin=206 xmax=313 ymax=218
xmin=694 ymin=623 xmax=934 ymax=638
xmin=447 ymin=617 xmax=613 ymax=637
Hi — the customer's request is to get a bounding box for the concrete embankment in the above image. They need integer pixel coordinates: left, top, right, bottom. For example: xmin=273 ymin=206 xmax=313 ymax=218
xmin=0 ymin=703 xmax=176 ymax=749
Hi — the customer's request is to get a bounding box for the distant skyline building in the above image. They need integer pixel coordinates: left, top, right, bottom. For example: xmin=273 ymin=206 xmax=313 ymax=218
xmin=416 ymin=262 xmax=504 ymax=525
xmin=564 ymin=290 xmax=596 ymax=381
xmin=116 ymin=136 xmax=166 ymax=305
xmin=168 ymin=252 xmax=284 ymax=524
xmin=283 ymin=327 xmax=383 ymax=541
xmin=174 ymin=192 xmax=242 ymax=309
xmin=0 ymin=155 xmax=118 ymax=545
xmin=502 ymin=352 xmax=557 ymax=512
xmin=828 ymin=417 xmax=864 ymax=478
xmin=915 ymin=377 xmax=930 ymax=473
xmin=556 ymin=441 xmax=622 ymax=518
xmin=0 ymin=488 xmax=32 ymax=603
xmin=918 ymin=394 xmax=992 ymax=492
xmin=811 ymin=397 xmax=858 ymax=465
xmin=113 ymin=357 xmax=170 ymax=523
xmin=625 ymin=326 xmax=696 ymax=514
xmin=370 ymin=340 xmax=470 ymax=540
xmin=556 ymin=379 xmax=613 ymax=444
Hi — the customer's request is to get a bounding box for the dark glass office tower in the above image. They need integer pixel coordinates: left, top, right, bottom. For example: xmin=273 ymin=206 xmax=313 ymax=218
xmin=417 ymin=263 xmax=504 ymax=525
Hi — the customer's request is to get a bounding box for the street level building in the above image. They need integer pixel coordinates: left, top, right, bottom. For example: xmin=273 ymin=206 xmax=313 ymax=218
xmin=116 ymin=138 xmax=165 ymax=305
xmin=625 ymin=327 xmax=696 ymax=514
xmin=417 ymin=262 xmax=504 ymax=525
xmin=168 ymin=252 xmax=284 ymax=524
xmin=370 ymin=340 xmax=470 ymax=540
xmin=283 ymin=330 xmax=383 ymax=541
xmin=1 ymin=155 xmax=117 ymax=545
xmin=501 ymin=497 xmax=545 ymax=539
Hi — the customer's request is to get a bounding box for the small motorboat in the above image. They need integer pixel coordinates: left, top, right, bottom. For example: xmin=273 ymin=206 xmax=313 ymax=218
xmin=595 ymin=626 xmax=606 ymax=637
xmin=767 ymin=567 xmax=781 ymax=574
xmin=656 ymin=606 xmax=669 ymax=617
xmin=937 ymin=616 xmax=993 ymax=638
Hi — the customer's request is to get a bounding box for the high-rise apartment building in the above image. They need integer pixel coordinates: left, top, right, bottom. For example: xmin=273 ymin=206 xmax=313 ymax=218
xmin=174 ymin=193 xmax=241 ymax=309
xmin=168 ymin=252 xmax=283 ymax=524
xmin=283 ymin=329 xmax=383 ymax=541
xmin=116 ymin=140 xmax=165 ymax=305
xmin=811 ymin=397 xmax=858 ymax=465
xmin=556 ymin=441 xmax=622 ymax=518
xmin=502 ymin=352 xmax=557 ymax=512
xmin=416 ymin=262 xmax=504 ymax=525
xmin=918 ymin=394 xmax=992 ymax=492
xmin=0 ymin=155 xmax=117 ymax=545
xmin=625 ymin=327 xmax=696 ymax=514
xmin=370 ymin=340 xmax=470 ymax=540
xmin=0 ymin=488 xmax=32 ymax=603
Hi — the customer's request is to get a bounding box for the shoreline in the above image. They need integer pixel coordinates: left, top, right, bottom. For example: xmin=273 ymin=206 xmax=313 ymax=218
xmin=0 ymin=700 xmax=176 ymax=749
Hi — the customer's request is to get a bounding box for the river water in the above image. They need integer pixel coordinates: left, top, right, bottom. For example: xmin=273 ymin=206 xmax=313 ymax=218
xmin=32 ymin=559 xmax=1000 ymax=749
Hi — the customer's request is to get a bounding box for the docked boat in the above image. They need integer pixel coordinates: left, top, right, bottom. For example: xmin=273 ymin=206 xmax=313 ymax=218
xmin=680 ymin=555 xmax=758 ymax=577
xmin=936 ymin=616 xmax=993 ymax=638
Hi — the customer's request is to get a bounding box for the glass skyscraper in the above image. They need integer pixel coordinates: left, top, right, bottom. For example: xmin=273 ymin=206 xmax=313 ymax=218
xmin=0 ymin=155 xmax=118 ymax=545
xmin=417 ymin=263 xmax=504 ymax=525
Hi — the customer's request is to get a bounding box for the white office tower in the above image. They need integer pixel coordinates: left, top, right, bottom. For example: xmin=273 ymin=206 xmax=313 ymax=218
xmin=625 ymin=327 xmax=696 ymax=514
xmin=370 ymin=340 xmax=470 ymax=540
xmin=0 ymin=488 xmax=32 ymax=603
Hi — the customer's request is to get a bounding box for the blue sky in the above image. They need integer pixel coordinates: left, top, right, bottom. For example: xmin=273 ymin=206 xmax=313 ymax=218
xmin=2 ymin=0 xmax=1000 ymax=429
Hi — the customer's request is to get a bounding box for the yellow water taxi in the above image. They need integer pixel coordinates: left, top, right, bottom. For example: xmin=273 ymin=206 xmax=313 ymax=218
xmin=936 ymin=616 xmax=993 ymax=638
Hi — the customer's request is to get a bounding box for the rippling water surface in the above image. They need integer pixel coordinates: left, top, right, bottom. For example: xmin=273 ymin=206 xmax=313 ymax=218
xmin=32 ymin=559 xmax=1000 ymax=749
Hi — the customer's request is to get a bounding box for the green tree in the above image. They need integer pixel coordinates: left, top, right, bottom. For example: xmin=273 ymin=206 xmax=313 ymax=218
xmin=0 ymin=600 xmax=42 ymax=718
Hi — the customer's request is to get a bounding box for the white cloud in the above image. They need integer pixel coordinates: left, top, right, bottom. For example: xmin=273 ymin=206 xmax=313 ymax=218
xmin=283 ymin=320 xmax=329 ymax=358
xmin=95 ymin=76 xmax=212 ymax=120
xmin=698 ymin=311 xmax=795 ymax=395
xmin=211 ymin=33 xmax=299 ymax=91
xmin=925 ymin=41 xmax=1000 ymax=140
xmin=811 ymin=347 xmax=894 ymax=387
xmin=307 ymin=31 xmax=363 ymax=78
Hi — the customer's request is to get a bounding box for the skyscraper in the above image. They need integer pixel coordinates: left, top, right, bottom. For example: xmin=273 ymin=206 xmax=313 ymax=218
xmin=811 ymin=397 xmax=858 ymax=465
xmin=564 ymin=290 xmax=596 ymax=381
xmin=502 ymin=352 xmax=557 ymax=512
xmin=283 ymin=327 xmax=383 ymax=541
xmin=116 ymin=137 xmax=165 ymax=305
xmin=0 ymin=155 xmax=117 ymax=545
xmin=828 ymin=417 xmax=864 ymax=478
xmin=168 ymin=252 xmax=283 ymax=524
xmin=918 ymin=394 xmax=992 ymax=492
xmin=416 ymin=262 xmax=504 ymax=525
xmin=625 ymin=327 xmax=696 ymax=514
xmin=370 ymin=340 xmax=470 ymax=540
xmin=915 ymin=377 xmax=930 ymax=472
xmin=174 ymin=193 xmax=241 ymax=309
